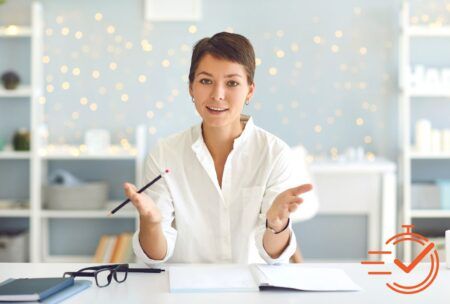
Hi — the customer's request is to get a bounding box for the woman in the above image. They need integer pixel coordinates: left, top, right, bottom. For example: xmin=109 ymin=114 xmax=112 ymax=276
xmin=125 ymin=32 xmax=316 ymax=264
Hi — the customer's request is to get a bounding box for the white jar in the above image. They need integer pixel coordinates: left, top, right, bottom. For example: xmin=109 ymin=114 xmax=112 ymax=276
xmin=84 ymin=129 xmax=111 ymax=154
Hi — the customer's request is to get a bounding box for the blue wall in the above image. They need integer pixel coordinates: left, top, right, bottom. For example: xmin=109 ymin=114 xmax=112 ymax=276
xmin=38 ymin=0 xmax=401 ymax=158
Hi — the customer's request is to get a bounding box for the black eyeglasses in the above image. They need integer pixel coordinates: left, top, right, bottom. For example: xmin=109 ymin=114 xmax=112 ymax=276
xmin=63 ymin=264 xmax=165 ymax=288
xmin=63 ymin=264 xmax=129 ymax=288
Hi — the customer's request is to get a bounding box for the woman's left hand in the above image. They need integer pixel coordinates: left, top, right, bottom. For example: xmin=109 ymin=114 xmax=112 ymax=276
xmin=266 ymin=184 xmax=313 ymax=232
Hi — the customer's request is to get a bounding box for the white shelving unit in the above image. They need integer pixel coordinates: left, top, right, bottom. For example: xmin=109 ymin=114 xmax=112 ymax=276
xmin=39 ymin=129 xmax=146 ymax=262
xmin=0 ymin=2 xmax=147 ymax=263
xmin=399 ymin=1 xmax=450 ymax=261
xmin=0 ymin=2 xmax=42 ymax=263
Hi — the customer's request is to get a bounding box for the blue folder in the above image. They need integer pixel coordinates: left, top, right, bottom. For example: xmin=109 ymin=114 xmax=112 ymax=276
xmin=0 ymin=279 xmax=91 ymax=304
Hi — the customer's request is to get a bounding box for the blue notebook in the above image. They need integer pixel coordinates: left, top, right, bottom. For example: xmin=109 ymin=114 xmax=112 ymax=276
xmin=0 ymin=278 xmax=73 ymax=302
xmin=37 ymin=280 xmax=91 ymax=304
xmin=0 ymin=279 xmax=92 ymax=304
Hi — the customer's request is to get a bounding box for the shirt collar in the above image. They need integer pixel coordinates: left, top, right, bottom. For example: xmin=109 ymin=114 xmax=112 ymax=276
xmin=233 ymin=114 xmax=254 ymax=149
xmin=191 ymin=114 xmax=255 ymax=154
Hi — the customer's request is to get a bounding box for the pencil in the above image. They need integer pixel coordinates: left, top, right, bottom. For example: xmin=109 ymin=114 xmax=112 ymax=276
xmin=108 ymin=168 xmax=170 ymax=215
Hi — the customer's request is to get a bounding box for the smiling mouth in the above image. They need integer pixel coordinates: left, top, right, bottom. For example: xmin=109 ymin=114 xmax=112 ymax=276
xmin=206 ymin=105 xmax=229 ymax=113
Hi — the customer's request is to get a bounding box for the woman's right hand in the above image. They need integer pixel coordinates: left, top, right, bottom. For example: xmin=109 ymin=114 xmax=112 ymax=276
xmin=124 ymin=182 xmax=162 ymax=224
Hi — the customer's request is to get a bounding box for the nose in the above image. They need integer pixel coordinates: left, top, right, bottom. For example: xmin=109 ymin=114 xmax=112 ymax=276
xmin=210 ymin=83 xmax=225 ymax=101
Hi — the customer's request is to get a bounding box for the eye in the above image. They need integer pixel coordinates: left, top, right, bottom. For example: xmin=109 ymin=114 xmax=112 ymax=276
xmin=227 ymin=80 xmax=239 ymax=87
xmin=199 ymin=78 xmax=212 ymax=85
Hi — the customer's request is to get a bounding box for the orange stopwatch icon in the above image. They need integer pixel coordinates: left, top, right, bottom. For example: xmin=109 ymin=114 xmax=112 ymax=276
xmin=361 ymin=224 xmax=439 ymax=294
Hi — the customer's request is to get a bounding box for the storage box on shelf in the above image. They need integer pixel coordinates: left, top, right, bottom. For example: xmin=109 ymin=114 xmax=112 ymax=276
xmin=0 ymin=231 xmax=28 ymax=262
xmin=43 ymin=182 xmax=109 ymax=210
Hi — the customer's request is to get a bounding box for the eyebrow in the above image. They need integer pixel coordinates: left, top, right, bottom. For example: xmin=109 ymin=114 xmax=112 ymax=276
xmin=196 ymin=71 xmax=243 ymax=78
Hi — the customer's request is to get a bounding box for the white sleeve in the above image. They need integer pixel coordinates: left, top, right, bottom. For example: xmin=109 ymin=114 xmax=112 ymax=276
xmin=289 ymin=145 xmax=319 ymax=222
xmin=254 ymin=145 xmax=300 ymax=264
xmin=132 ymin=146 xmax=177 ymax=265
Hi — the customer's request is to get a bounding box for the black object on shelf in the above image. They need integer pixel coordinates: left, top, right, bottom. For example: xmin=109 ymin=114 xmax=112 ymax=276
xmin=12 ymin=129 xmax=30 ymax=151
xmin=1 ymin=70 xmax=21 ymax=90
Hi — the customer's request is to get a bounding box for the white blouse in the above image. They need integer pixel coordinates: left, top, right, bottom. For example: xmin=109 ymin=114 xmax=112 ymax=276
xmin=133 ymin=115 xmax=318 ymax=265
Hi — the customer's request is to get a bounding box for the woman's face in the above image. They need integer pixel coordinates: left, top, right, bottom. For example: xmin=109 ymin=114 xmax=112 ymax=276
xmin=190 ymin=54 xmax=255 ymax=129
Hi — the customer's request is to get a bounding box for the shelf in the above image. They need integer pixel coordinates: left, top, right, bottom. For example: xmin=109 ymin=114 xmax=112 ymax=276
xmin=310 ymin=158 xmax=396 ymax=174
xmin=0 ymin=85 xmax=32 ymax=98
xmin=406 ymin=25 xmax=450 ymax=37
xmin=41 ymin=154 xmax=138 ymax=160
xmin=409 ymin=152 xmax=450 ymax=159
xmin=43 ymin=255 xmax=137 ymax=263
xmin=43 ymin=255 xmax=93 ymax=263
xmin=41 ymin=209 xmax=137 ymax=219
xmin=40 ymin=145 xmax=139 ymax=160
xmin=41 ymin=202 xmax=137 ymax=219
xmin=0 ymin=25 xmax=32 ymax=37
xmin=0 ymin=209 xmax=30 ymax=217
xmin=318 ymin=210 xmax=369 ymax=215
xmin=407 ymin=88 xmax=450 ymax=98
xmin=411 ymin=209 xmax=450 ymax=218
xmin=0 ymin=151 xmax=31 ymax=159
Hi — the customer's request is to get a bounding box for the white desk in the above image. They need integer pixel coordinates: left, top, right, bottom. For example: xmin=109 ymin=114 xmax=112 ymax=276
xmin=0 ymin=263 xmax=449 ymax=303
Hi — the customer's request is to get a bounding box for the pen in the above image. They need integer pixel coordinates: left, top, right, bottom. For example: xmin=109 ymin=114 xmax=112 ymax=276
xmin=124 ymin=268 xmax=165 ymax=273
xmin=109 ymin=169 xmax=170 ymax=215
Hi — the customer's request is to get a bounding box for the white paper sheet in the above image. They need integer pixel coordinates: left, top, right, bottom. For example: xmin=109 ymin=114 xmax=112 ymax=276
xmin=255 ymin=264 xmax=362 ymax=291
xmin=169 ymin=264 xmax=259 ymax=293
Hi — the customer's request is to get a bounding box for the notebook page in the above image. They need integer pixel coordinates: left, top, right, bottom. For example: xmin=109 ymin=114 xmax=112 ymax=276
xmin=255 ymin=264 xmax=362 ymax=291
xmin=169 ymin=264 xmax=259 ymax=293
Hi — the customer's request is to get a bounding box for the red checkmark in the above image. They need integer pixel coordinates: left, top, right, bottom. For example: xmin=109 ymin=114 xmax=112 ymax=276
xmin=394 ymin=242 xmax=435 ymax=273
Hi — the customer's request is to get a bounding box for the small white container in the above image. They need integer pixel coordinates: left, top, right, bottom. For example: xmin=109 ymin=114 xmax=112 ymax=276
xmin=415 ymin=119 xmax=432 ymax=153
xmin=85 ymin=129 xmax=111 ymax=154
xmin=431 ymin=129 xmax=442 ymax=153
xmin=442 ymin=130 xmax=450 ymax=153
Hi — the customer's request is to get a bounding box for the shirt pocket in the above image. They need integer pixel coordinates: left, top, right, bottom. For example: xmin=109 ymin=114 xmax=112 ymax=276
xmin=240 ymin=186 xmax=265 ymax=227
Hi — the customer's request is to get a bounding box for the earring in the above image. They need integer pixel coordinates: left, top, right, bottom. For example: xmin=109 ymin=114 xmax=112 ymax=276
xmin=191 ymin=97 xmax=195 ymax=103
xmin=245 ymin=99 xmax=250 ymax=105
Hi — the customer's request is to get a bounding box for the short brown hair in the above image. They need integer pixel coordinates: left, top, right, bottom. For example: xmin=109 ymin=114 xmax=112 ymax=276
xmin=189 ymin=32 xmax=256 ymax=85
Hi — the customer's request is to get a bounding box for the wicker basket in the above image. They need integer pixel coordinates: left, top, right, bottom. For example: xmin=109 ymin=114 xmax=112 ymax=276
xmin=43 ymin=182 xmax=108 ymax=210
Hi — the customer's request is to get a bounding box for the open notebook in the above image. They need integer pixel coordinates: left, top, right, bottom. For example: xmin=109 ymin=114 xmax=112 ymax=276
xmin=169 ymin=264 xmax=362 ymax=293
